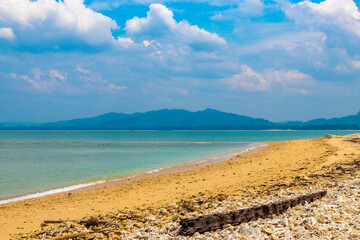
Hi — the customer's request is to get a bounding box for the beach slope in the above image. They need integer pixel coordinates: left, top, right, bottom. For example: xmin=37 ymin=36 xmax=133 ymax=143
xmin=2 ymin=134 xmax=360 ymax=239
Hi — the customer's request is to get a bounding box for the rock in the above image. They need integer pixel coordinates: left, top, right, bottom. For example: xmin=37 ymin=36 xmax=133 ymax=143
xmin=159 ymin=208 xmax=169 ymax=216
xmin=108 ymin=232 xmax=115 ymax=239
xmin=307 ymin=217 xmax=317 ymax=225
xmin=93 ymin=233 xmax=105 ymax=239
xmin=146 ymin=215 xmax=156 ymax=221
xmin=262 ymin=227 xmax=274 ymax=235
xmin=281 ymin=218 xmax=289 ymax=226
xmin=239 ymin=226 xmax=261 ymax=240
xmin=284 ymin=232 xmax=293 ymax=240
xmin=85 ymin=216 xmax=99 ymax=227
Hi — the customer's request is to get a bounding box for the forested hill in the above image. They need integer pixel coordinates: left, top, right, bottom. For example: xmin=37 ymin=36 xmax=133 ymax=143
xmin=1 ymin=109 xmax=360 ymax=130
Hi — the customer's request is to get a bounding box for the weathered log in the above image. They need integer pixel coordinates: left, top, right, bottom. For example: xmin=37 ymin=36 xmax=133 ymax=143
xmin=180 ymin=190 xmax=327 ymax=235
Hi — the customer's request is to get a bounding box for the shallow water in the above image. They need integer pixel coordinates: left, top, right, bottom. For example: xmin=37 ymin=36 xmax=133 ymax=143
xmin=0 ymin=130 xmax=358 ymax=200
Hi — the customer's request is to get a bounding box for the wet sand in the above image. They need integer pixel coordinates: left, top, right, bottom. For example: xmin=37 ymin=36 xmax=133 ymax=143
xmin=2 ymin=134 xmax=360 ymax=239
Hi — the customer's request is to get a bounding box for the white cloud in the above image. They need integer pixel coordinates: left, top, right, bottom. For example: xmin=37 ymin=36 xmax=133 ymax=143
xmin=238 ymin=0 xmax=264 ymax=15
xmin=76 ymin=67 xmax=128 ymax=94
xmin=0 ymin=27 xmax=15 ymax=40
xmin=222 ymin=65 xmax=270 ymax=91
xmin=281 ymin=0 xmax=360 ymax=37
xmin=277 ymin=0 xmax=360 ymax=72
xmin=10 ymin=67 xmax=127 ymax=95
xmin=76 ymin=66 xmax=91 ymax=74
xmin=89 ymin=0 xmax=260 ymax=11
xmin=221 ymin=65 xmax=314 ymax=93
xmin=143 ymin=40 xmax=152 ymax=47
xmin=237 ymin=31 xmax=326 ymax=55
xmin=49 ymin=69 xmax=66 ymax=81
xmin=106 ymin=84 xmax=128 ymax=91
xmin=0 ymin=0 xmax=121 ymax=48
xmin=15 ymin=69 xmax=68 ymax=93
xmin=351 ymin=60 xmax=360 ymax=69
xmin=116 ymin=37 xmax=134 ymax=48
xmin=125 ymin=4 xmax=226 ymax=49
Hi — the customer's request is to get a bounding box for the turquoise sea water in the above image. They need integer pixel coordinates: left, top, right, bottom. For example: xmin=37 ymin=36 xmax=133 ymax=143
xmin=0 ymin=130 xmax=359 ymax=201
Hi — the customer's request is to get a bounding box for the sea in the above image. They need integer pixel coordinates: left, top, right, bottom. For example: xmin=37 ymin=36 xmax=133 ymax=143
xmin=0 ymin=130 xmax=358 ymax=203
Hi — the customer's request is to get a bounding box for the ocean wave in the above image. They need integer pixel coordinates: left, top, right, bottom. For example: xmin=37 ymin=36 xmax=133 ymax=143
xmin=147 ymin=168 xmax=163 ymax=174
xmin=0 ymin=180 xmax=106 ymax=205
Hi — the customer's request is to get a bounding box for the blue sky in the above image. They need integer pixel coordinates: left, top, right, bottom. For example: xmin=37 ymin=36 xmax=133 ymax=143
xmin=1 ymin=0 xmax=360 ymax=122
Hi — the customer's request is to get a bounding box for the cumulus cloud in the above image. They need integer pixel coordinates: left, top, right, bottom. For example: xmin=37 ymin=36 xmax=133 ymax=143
xmin=125 ymin=4 xmax=226 ymax=50
xmin=221 ymin=65 xmax=314 ymax=93
xmin=275 ymin=0 xmax=360 ymax=72
xmin=0 ymin=27 xmax=15 ymax=40
xmin=281 ymin=0 xmax=360 ymax=37
xmin=0 ymin=0 xmax=125 ymax=50
xmin=89 ymin=0 xmax=261 ymax=11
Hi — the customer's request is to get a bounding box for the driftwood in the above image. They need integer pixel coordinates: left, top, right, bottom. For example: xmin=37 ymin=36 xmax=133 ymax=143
xmin=50 ymin=227 xmax=114 ymax=240
xmin=49 ymin=232 xmax=86 ymax=240
xmin=180 ymin=190 xmax=327 ymax=235
xmin=44 ymin=218 xmax=108 ymax=225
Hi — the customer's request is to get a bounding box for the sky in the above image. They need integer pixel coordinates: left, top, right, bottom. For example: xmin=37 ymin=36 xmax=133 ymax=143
xmin=0 ymin=0 xmax=360 ymax=122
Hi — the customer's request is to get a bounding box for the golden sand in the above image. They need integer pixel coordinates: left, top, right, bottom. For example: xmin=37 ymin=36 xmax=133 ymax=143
xmin=1 ymin=134 xmax=360 ymax=239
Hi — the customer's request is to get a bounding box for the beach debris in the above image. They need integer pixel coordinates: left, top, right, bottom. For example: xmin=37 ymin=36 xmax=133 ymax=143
xmin=10 ymin=142 xmax=360 ymax=239
xmin=43 ymin=217 xmax=108 ymax=226
xmin=49 ymin=227 xmax=114 ymax=240
xmin=85 ymin=216 xmax=100 ymax=227
xmin=179 ymin=191 xmax=327 ymax=235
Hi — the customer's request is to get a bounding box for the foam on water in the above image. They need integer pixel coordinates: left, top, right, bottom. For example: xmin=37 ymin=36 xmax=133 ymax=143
xmin=147 ymin=168 xmax=162 ymax=174
xmin=0 ymin=180 xmax=106 ymax=205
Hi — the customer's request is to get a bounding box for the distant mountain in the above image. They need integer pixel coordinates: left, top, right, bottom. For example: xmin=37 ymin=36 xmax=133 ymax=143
xmin=1 ymin=109 xmax=360 ymax=130
xmin=1 ymin=109 xmax=275 ymax=130
xmin=283 ymin=111 xmax=360 ymax=130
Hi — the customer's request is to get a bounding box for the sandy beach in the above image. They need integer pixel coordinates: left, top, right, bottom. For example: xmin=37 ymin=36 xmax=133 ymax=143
xmin=3 ymin=134 xmax=360 ymax=239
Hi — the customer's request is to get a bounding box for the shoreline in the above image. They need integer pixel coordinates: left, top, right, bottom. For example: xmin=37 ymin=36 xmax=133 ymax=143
xmin=0 ymin=142 xmax=264 ymax=205
xmin=3 ymin=134 xmax=360 ymax=239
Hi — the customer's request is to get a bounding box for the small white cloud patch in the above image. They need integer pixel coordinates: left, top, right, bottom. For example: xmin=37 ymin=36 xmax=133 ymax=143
xmin=116 ymin=37 xmax=134 ymax=48
xmin=222 ymin=65 xmax=270 ymax=91
xmin=0 ymin=27 xmax=15 ymax=40
xmin=351 ymin=60 xmax=360 ymax=69
xmin=221 ymin=65 xmax=314 ymax=94
xmin=11 ymin=67 xmax=127 ymax=95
